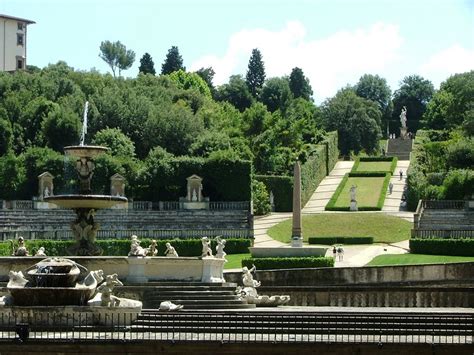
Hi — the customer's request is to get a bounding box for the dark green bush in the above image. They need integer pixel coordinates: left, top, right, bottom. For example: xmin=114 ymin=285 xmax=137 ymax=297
xmin=446 ymin=138 xmax=474 ymax=169
xmin=426 ymin=172 xmax=445 ymax=186
xmin=308 ymin=236 xmax=373 ymax=245
xmin=255 ymin=174 xmax=293 ymax=212
xmin=1 ymin=238 xmax=252 ymax=257
xmin=442 ymin=169 xmax=474 ymax=200
xmin=252 ymin=179 xmax=271 ymax=215
xmin=409 ymin=238 xmax=474 ymax=256
xmin=241 ymin=256 xmax=334 ymax=269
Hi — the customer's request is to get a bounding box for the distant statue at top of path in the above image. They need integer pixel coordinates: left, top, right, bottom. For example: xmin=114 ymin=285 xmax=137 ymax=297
xmin=400 ymin=106 xmax=407 ymax=129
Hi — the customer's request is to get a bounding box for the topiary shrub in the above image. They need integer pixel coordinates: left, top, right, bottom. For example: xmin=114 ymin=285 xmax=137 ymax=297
xmin=409 ymin=238 xmax=474 ymax=256
xmin=252 ymin=179 xmax=271 ymax=215
xmin=308 ymin=236 xmax=373 ymax=245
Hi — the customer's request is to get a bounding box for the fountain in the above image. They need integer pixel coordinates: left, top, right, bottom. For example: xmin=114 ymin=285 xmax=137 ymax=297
xmin=44 ymin=102 xmax=127 ymax=256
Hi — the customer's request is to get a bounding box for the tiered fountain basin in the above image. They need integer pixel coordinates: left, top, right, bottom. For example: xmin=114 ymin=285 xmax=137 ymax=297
xmin=0 ymin=256 xmax=226 ymax=284
xmin=44 ymin=195 xmax=127 ymax=209
xmin=64 ymin=145 xmax=109 ymax=158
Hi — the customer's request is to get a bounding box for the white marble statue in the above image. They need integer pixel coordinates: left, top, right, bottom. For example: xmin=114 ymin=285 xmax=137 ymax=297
xmin=128 ymin=235 xmax=148 ymax=257
xmin=400 ymin=106 xmax=407 ymax=128
xmin=201 ymin=237 xmax=213 ymax=257
xmin=164 ymin=242 xmax=179 ymax=257
xmin=43 ymin=186 xmax=50 ymax=198
xmin=349 ymin=185 xmax=357 ymax=202
xmin=35 ymin=247 xmax=47 ymax=256
xmin=237 ymin=265 xmax=290 ymax=306
xmin=95 ymin=273 xmax=123 ymax=307
xmin=215 ymin=236 xmax=227 ymax=260
xmin=11 ymin=237 xmax=29 ymax=256
xmin=159 ymin=301 xmax=183 ymax=311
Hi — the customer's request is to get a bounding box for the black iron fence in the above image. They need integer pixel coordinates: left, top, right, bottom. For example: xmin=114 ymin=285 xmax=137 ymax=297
xmin=0 ymin=310 xmax=472 ymax=344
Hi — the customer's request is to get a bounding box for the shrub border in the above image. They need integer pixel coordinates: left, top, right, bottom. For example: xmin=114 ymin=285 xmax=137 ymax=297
xmin=241 ymin=256 xmax=334 ymax=269
xmin=325 ymin=172 xmax=391 ymax=211
xmin=409 ymin=238 xmax=474 ymax=256
xmin=308 ymin=236 xmax=374 ymax=245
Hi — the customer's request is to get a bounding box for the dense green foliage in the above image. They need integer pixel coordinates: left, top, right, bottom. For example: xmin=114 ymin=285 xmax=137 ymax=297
xmin=254 ymin=175 xmax=293 ymax=212
xmin=409 ymin=238 xmax=474 ymax=257
xmin=308 ymin=236 xmax=374 ymax=245
xmin=289 ymin=67 xmax=313 ymax=101
xmin=241 ymin=256 xmax=334 ymax=269
xmin=251 ymin=179 xmax=271 ymax=215
xmin=406 ymin=129 xmax=473 ymax=210
xmin=99 ymin=40 xmax=135 ymax=77
xmin=1 ymin=237 xmax=252 ymax=257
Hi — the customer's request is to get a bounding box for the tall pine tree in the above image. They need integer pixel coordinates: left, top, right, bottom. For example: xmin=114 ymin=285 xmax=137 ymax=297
xmin=289 ymin=67 xmax=313 ymax=100
xmin=245 ymin=48 xmax=265 ymax=98
xmin=138 ymin=53 xmax=156 ymax=75
xmin=161 ymin=46 xmax=185 ymax=75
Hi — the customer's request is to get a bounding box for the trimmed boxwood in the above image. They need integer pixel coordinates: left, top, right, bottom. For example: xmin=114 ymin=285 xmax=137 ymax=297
xmin=325 ymin=172 xmax=391 ymax=211
xmin=1 ymin=238 xmax=252 ymax=257
xmin=409 ymin=238 xmax=474 ymax=256
xmin=241 ymin=256 xmax=334 ymax=270
xmin=351 ymin=157 xmax=398 ymax=175
xmin=308 ymin=236 xmax=374 ymax=245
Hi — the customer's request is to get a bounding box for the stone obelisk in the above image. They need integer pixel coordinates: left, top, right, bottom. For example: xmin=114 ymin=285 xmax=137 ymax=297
xmin=291 ymin=160 xmax=303 ymax=247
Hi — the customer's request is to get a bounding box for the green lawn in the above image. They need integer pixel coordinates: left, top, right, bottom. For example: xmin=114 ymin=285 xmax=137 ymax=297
xmin=224 ymin=253 xmax=250 ymax=269
xmin=367 ymin=254 xmax=474 ymax=266
xmin=354 ymin=161 xmax=393 ymax=172
xmin=267 ymin=213 xmax=411 ymax=244
xmin=333 ymin=177 xmax=385 ymax=208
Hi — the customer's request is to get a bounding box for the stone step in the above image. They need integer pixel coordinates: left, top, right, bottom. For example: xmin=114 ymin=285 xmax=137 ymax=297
xmin=146 ymin=294 xmax=239 ymax=301
xmin=141 ymin=303 xmax=256 ymax=310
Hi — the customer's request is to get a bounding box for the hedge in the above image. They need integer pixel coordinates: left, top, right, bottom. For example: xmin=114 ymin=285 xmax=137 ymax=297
xmin=255 ymin=175 xmax=293 ymax=212
xmin=325 ymin=172 xmax=391 ymax=211
xmin=1 ymin=238 xmax=252 ymax=257
xmin=146 ymin=156 xmax=252 ymax=202
xmin=255 ymin=131 xmax=338 ymax=212
xmin=351 ymin=156 xmax=398 ymax=174
xmin=241 ymin=256 xmax=334 ymax=270
xmin=409 ymin=238 xmax=474 ymax=256
xmin=308 ymin=236 xmax=374 ymax=245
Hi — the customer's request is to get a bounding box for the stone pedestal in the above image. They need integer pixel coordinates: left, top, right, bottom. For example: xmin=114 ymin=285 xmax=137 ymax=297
xmin=291 ymin=238 xmax=303 ymax=248
xmin=350 ymin=201 xmax=358 ymax=211
xmin=126 ymin=257 xmax=148 ymax=284
xmin=400 ymin=127 xmax=407 ymax=139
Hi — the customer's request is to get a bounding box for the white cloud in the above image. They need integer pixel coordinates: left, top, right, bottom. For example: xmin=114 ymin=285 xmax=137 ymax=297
xmin=190 ymin=21 xmax=404 ymax=102
xmin=419 ymin=45 xmax=474 ymax=87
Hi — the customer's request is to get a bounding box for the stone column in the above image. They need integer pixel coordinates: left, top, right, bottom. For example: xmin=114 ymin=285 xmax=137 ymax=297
xmin=291 ymin=160 xmax=303 ymax=247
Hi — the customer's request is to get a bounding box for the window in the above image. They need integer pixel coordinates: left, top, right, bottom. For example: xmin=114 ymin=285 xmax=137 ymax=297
xmin=17 ymin=59 xmax=23 ymax=70
xmin=17 ymin=33 xmax=24 ymax=46
xmin=17 ymin=22 xmax=24 ymax=31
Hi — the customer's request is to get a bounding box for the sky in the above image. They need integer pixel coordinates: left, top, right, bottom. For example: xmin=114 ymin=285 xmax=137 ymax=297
xmin=1 ymin=0 xmax=473 ymax=103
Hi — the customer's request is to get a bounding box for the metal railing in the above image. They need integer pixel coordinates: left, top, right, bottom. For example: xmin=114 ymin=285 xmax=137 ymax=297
xmin=0 ymin=311 xmax=471 ymax=344
xmin=411 ymin=229 xmax=474 ymax=239
xmin=0 ymin=228 xmax=254 ymax=241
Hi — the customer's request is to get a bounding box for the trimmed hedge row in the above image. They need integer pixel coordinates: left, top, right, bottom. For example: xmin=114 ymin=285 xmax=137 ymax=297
xmin=351 ymin=156 xmax=398 ymax=174
xmin=308 ymin=236 xmax=374 ymax=245
xmin=1 ymin=238 xmax=252 ymax=257
xmin=254 ymin=175 xmax=293 ymax=212
xmin=325 ymin=172 xmax=391 ymax=211
xmin=241 ymin=256 xmax=334 ymax=270
xmin=256 ymin=131 xmax=339 ymax=212
xmin=409 ymin=238 xmax=474 ymax=256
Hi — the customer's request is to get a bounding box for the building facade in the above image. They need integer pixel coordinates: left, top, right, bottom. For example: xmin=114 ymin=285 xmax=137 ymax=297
xmin=0 ymin=14 xmax=35 ymax=72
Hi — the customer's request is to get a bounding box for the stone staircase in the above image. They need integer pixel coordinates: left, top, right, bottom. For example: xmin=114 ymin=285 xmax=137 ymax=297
xmin=417 ymin=209 xmax=474 ymax=230
xmin=386 ymin=138 xmax=413 ymax=160
xmin=119 ymin=282 xmax=255 ymax=310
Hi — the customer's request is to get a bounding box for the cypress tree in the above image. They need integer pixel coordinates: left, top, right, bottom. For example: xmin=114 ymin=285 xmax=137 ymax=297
xmin=138 ymin=53 xmax=156 ymax=75
xmin=245 ymin=48 xmax=266 ymax=98
xmin=161 ymin=46 xmax=185 ymax=75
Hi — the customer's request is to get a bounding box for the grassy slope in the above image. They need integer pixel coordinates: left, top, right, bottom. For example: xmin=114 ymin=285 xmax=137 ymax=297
xmin=267 ymin=213 xmax=411 ymax=244
xmin=334 ymin=177 xmax=385 ymax=208
xmin=355 ymin=161 xmax=393 ymax=172
xmin=367 ymin=254 xmax=474 ymax=266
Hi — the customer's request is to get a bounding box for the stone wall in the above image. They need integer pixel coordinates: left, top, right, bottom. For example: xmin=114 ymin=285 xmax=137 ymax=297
xmin=224 ymin=262 xmax=474 ymax=286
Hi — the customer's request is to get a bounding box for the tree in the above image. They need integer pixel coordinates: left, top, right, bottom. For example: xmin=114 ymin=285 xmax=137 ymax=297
xmin=99 ymin=40 xmax=135 ymax=77
xmin=215 ymin=75 xmax=253 ymax=112
xmin=0 ymin=117 xmax=13 ymax=156
xmin=289 ymin=67 xmax=313 ymax=100
xmin=322 ymin=88 xmax=382 ymax=155
xmin=423 ymin=71 xmax=474 ymax=130
xmin=168 ymin=69 xmax=212 ymax=98
xmin=161 ymin=46 xmax=185 ymax=75
xmin=41 ymin=104 xmax=81 ymax=152
xmin=245 ymin=48 xmax=265 ymax=98
xmin=392 ymin=75 xmax=434 ymax=133
xmin=138 ymin=52 xmax=156 ymax=75
xmin=92 ymin=128 xmax=136 ymax=158
xmin=0 ymin=153 xmax=25 ymax=199
xmin=260 ymin=77 xmax=293 ymax=113
xmin=195 ymin=67 xmax=216 ymax=96
xmin=355 ymin=74 xmax=392 ymax=134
